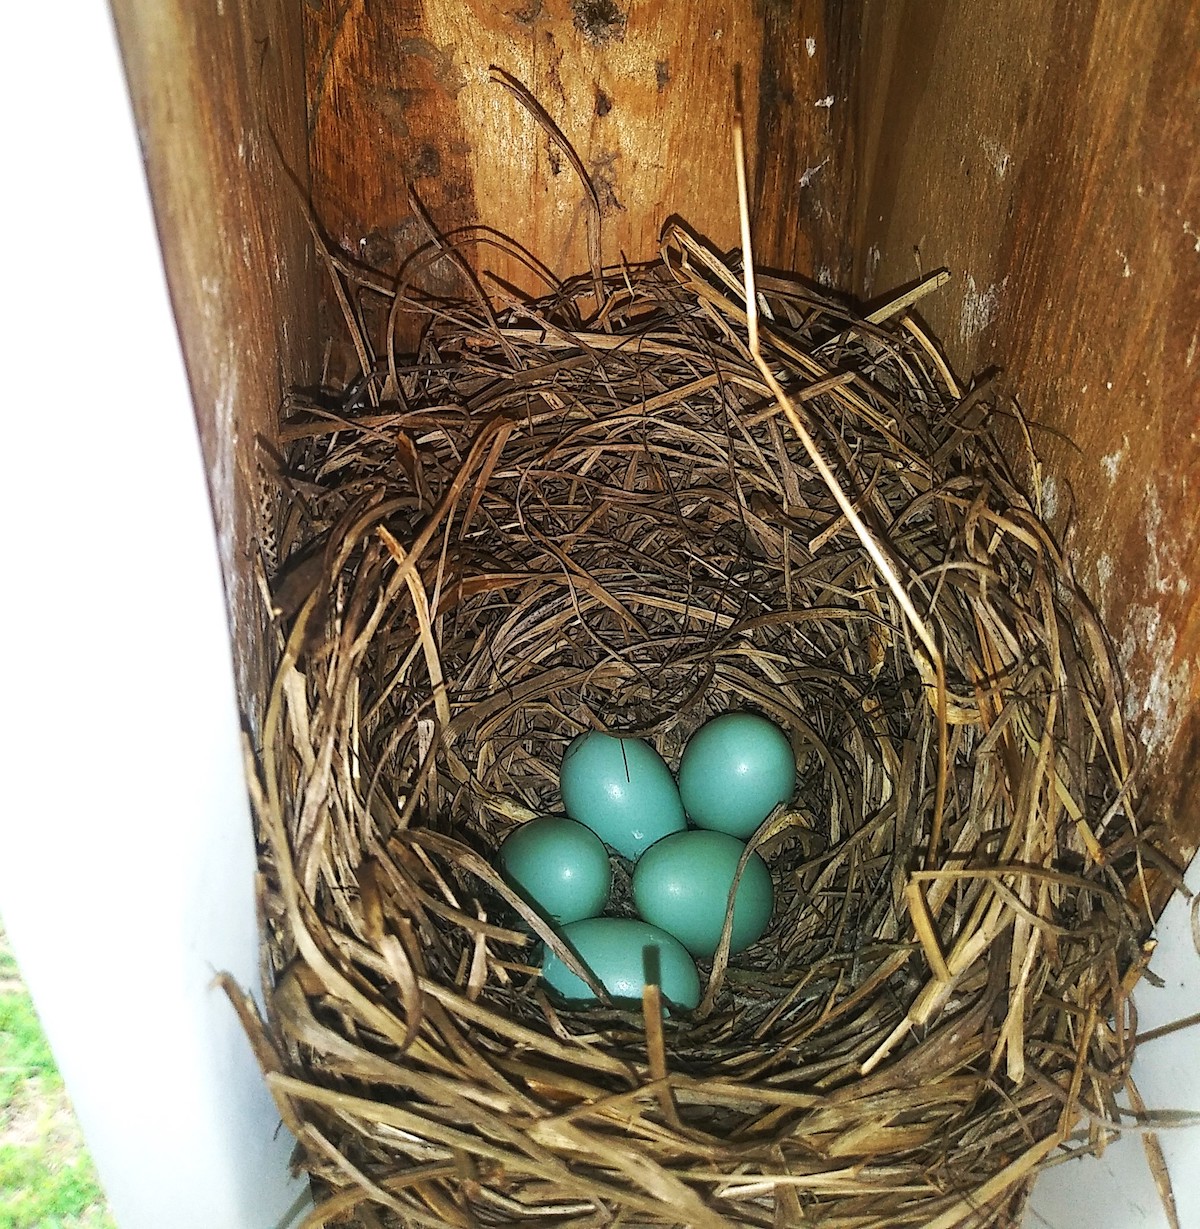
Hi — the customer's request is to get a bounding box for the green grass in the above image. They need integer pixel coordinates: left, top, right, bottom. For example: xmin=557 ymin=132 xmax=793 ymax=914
xmin=0 ymin=925 xmax=115 ymax=1229
xmin=0 ymin=995 xmax=57 ymax=1106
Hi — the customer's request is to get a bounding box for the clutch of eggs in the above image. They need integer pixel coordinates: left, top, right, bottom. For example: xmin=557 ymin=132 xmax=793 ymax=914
xmin=493 ymin=711 xmax=794 ymax=1012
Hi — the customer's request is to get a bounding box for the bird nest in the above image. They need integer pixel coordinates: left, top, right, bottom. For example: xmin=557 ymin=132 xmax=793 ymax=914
xmin=229 ymin=220 xmax=1156 ymax=1229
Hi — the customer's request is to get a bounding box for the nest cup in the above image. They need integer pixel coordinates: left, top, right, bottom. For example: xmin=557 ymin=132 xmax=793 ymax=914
xmin=236 ymin=222 xmax=1154 ymax=1228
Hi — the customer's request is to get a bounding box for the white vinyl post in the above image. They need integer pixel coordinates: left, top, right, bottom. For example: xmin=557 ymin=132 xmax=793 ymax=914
xmin=0 ymin=4 xmax=310 ymax=1228
xmin=1024 ymin=856 xmax=1200 ymax=1228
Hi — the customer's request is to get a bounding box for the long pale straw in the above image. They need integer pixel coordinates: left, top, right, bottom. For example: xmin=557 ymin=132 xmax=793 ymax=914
xmin=730 ymin=99 xmax=950 ymax=871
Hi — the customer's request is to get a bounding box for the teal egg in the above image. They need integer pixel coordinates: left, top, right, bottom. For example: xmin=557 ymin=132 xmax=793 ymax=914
xmin=541 ymin=917 xmax=701 ymax=1012
xmin=678 ymin=712 xmax=796 ymax=839
xmin=632 ymin=830 xmax=773 ymax=958
xmin=497 ymin=816 xmax=611 ymax=924
xmin=559 ymin=731 xmax=686 ymax=861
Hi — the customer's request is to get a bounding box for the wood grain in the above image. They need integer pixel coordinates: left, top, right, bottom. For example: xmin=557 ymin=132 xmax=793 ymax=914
xmin=851 ymin=0 xmax=1200 ymax=880
xmin=304 ymin=0 xmax=849 ymax=296
xmin=111 ymin=0 xmax=320 ymax=732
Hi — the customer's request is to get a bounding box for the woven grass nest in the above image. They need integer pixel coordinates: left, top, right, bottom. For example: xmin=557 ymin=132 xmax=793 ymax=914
xmin=231 ymin=211 xmax=1159 ymax=1229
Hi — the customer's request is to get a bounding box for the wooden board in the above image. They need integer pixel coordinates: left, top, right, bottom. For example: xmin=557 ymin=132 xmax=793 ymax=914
xmin=851 ymin=0 xmax=1200 ymax=883
xmin=303 ymin=0 xmax=853 ymax=298
xmin=111 ymin=0 xmax=320 ymax=728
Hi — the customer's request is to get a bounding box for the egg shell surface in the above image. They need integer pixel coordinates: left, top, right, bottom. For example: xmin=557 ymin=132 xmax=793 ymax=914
xmin=498 ymin=816 xmax=612 ymax=924
xmin=559 ymin=732 xmax=686 ymax=861
xmin=632 ymin=830 xmax=773 ymax=958
xmin=678 ymin=712 xmax=796 ymax=838
xmin=541 ymin=917 xmax=701 ymax=1012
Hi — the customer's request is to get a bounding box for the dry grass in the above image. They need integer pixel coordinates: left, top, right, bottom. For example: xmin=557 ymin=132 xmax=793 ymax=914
xmin=229 ymin=184 xmax=1165 ymax=1225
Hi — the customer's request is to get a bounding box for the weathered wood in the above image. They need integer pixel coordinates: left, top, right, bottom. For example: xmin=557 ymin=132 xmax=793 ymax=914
xmin=851 ymin=0 xmax=1200 ymax=881
xmin=111 ymin=0 xmax=319 ymax=729
xmin=304 ymin=0 xmax=849 ymax=295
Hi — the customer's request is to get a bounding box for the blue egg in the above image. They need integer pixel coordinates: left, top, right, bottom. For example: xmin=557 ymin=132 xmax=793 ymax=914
xmin=559 ymin=731 xmax=686 ymax=861
xmin=540 ymin=917 xmax=701 ymax=1012
xmin=632 ymin=830 xmax=773 ymax=958
xmin=498 ymin=816 xmax=612 ymax=924
xmin=678 ymin=711 xmax=796 ymax=838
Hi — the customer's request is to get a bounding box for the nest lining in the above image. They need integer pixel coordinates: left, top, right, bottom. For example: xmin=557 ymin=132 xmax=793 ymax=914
xmin=233 ymin=223 xmax=1155 ymax=1229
